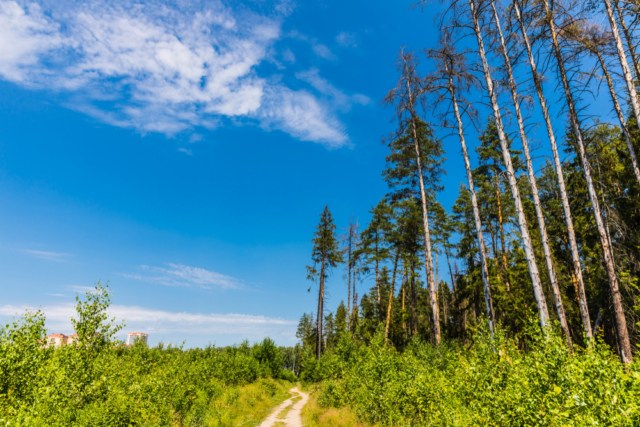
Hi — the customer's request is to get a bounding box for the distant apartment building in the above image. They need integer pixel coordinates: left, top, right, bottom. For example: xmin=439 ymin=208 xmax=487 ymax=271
xmin=67 ymin=334 xmax=79 ymax=345
xmin=46 ymin=333 xmax=67 ymax=348
xmin=127 ymin=332 xmax=148 ymax=346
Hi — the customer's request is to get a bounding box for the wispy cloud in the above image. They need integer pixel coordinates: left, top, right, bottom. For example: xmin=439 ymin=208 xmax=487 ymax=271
xmin=124 ymin=263 xmax=243 ymax=290
xmin=20 ymin=249 xmax=70 ymax=262
xmin=336 ymin=31 xmax=358 ymax=48
xmin=0 ymin=303 xmax=297 ymax=342
xmin=296 ymin=68 xmax=370 ymax=112
xmin=0 ymin=0 xmax=360 ymax=147
xmin=312 ymin=43 xmax=335 ymax=60
xmin=67 ymin=285 xmax=97 ymax=294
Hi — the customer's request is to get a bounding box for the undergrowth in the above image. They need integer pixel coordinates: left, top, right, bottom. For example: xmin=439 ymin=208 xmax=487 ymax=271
xmin=301 ymin=321 xmax=640 ymax=426
xmin=0 ymin=283 xmax=295 ymax=427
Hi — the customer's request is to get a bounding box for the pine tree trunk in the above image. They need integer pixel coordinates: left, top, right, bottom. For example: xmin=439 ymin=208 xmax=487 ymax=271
xmin=352 ymin=265 xmax=357 ymax=328
xmin=513 ymin=0 xmax=592 ymax=337
xmin=605 ymin=0 xmax=640 ymax=118
xmin=468 ymin=0 xmax=550 ymax=329
xmin=317 ymin=260 xmax=325 ymax=361
xmin=402 ymin=269 xmax=406 ymax=333
xmin=347 ymin=234 xmax=352 ymax=326
xmin=448 ymin=66 xmax=496 ymax=332
xmin=445 ymin=246 xmax=456 ymax=294
xmin=614 ymin=0 xmax=640 ymax=80
xmin=490 ymin=0 xmax=570 ymax=344
xmin=494 ymin=166 xmax=512 ymax=295
xmin=375 ymin=244 xmax=381 ymax=310
xmin=385 ymin=249 xmax=400 ymax=340
xmin=604 ymin=0 xmax=640 ymax=185
xmin=595 ymin=49 xmax=640 ymax=188
xmin=435 ymin=240 xmax=439 ymax=295
xmin=403 ymin=60 xmax=441 ymax=344
xmin=542 ymin=0 xmax=632 ymax=362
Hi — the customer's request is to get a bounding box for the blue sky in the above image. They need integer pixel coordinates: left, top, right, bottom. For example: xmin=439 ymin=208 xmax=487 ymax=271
xmin=0 ymin=0 xmax=616 ymax=347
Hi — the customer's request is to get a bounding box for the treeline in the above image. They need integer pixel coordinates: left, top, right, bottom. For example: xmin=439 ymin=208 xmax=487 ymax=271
xmin=0 ymin=283 xmax=297 ymax=426
xmin=302 ymin=0 xmax=640 ymax=363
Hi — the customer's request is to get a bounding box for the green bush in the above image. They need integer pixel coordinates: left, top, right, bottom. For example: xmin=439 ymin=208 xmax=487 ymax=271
xmin=309 ymin=321 xmax=640 ymax=426
xmin=0 ymin=283 xmax=297 ymax=426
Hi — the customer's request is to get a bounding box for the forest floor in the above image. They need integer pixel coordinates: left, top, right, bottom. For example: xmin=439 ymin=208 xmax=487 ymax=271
xmin=258 ymin=386 xmax=309 ymax=427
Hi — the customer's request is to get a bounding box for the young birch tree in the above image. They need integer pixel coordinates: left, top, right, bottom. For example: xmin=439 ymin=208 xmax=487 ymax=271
xmin=511 ymin=0 xmax=592 ymax=337
xmin=384 ymin=49 xmax=441 ymax=344
xmin=306 ymin=206 xmax=343 ymax=360
xmin=538 ymin=0 xmax=632 ymax=362
xmin=489 ymin=0 xmax=571 ymax=344
xmin=426 ymin=41 xmax=496 ymax=333
xmin=464 ymin=0 xmax=550 ymax=329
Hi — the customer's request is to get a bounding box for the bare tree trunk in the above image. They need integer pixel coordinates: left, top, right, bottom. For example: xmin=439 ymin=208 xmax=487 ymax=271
xmin=494 ymin=165 xmax=512 ymax=295
xmin=403 ymin=58 xmax=441 ymax=344
xmin=490 ymin=0 xmax=570 ymax=344
xmin=445 ymin=245 xmax=456 ymax=293
xmin=468 ymin=0 xmax=550 ymax=329
xmin=402 ymin=268 xmax=406 ymax=333
xmin=447 ymin=65 xmax=496 ymax=333
xmin=604 ymin=0 xmax=640 ymax=182
xmin=542 ymin=0 xmax=632 ymax=362
xmin=513 ymin=0 xmax=592 ymax=337
xmin=347 ymin=226 xmax=352 ymax=325
xmin=594 ymin=48 xmax=640 ymax=188
xmin=605 ymin=0 xmax=640 ymax=114
xmin=614 ymin=0 xmax=640 ymax=80
xmin=385 ymin=249 xmax=401 ymax=340
xmin=375 ymin=245 xmax=381 ymax=310
xmin=352 ymin=264 xmax=357 ymax=328
xmin=317 ymin=260 xmax=325 ymax=361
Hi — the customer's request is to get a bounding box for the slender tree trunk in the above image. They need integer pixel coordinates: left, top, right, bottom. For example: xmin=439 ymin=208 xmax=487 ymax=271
xmin=494 ymin=166 xmax=512 ymax=295
xmin=352 ymin=265 xmax=357 ymax=328
xmin=513 ymin=0 xmax=592 ymax=337
xmin=375 ymin=244 xmax=381 ymax=310
xmin=402 ymin=269 xmax=406 ymax=333
xmin=542 ymin=0 xmax=632 ymax=362
xmin=491 ymin=0 xmax=570 ymax=344
xmin=468 ymin=0 xmax=550 ymax=329
xmin=614 ymin=0 xmax=640 ymax=80
xmin=447 ymin=66 xmax=496 ymax=332
xmin=403 ymin=59 xmax=441 ymax=344
xmin=347 ymin=233 xmax=352 ymax=326
xmin=594 ymin=50 xmax=640 ymax=188
xmin=445 ymin=245 xmax=455 ymax=293
xmin=317 ymin=260 xmax=326 ymax=361
xmin=605 ymin=0 xmax=640 ymax=134
xmin=385 ymin=249 xmax=401 ymax=340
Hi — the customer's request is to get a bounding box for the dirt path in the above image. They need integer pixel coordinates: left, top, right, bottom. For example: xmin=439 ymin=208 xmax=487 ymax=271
xmin=258 ymin=387 xmax=309 ymax=427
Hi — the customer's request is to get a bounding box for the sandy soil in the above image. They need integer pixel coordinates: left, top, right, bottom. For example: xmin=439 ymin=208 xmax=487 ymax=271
xmin=258 ymin=387 xmax=309 ymax=427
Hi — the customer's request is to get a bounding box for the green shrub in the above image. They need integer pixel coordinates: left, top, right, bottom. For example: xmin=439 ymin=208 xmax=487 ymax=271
xmin=310 ymin=321 xmax=640 ymax=426
xmin=0 ymin=283 xmax=297 ymax=426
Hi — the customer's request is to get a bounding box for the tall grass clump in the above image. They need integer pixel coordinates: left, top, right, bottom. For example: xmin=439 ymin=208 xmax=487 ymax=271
xmin=0 ymin=283 xmax=296 ymax=427
xmin=306 ymin=321 xmax=640 ymax=426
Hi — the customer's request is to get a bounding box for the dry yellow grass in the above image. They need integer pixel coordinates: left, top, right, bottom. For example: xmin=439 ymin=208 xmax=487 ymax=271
xmin=300 ymin=388 xmax=378 ymax=427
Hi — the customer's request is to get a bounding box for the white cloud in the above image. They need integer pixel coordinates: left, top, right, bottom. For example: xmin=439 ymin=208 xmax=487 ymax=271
xmin=296 ymin=68 xmax=370 ymax=113
xmin=0 ymin=0 xmax=360 ymax=146
xmin=178 ymin=147 xmax=192 ymax=155
xmin=336 ymin=31 xmax=357 ymax=48
xmin=0 ymin=303 xmax=297 ymax=343
xmin=20 ymin=249 xmax=70 ymax=262
xmin=312 ymin=42 xmax=335 ymax=60
xmin=67 ymin=285 xmax=97 ymax=293
xmin=124 ymin=263 xmax=243 ymax=290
